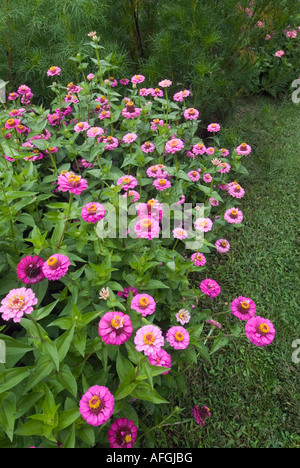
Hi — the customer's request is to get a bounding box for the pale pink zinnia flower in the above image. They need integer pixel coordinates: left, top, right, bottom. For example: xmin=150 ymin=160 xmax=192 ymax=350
xmin=175 ymin=309 xmax=191 ymax=325
xmin=165 ymin=138 xmax=184 ymax=154
xmin=0 ymin=288 xmax=38 ymax=323
xmin=173 ymin=227 xmax=188 ymax=240
xmin=231 ymin=297 xmax=257 ymax=321
xmin=166 ymin=326 xmax=190 ymax=350
xmin=131 ymin=293 xmax=156 ymax=317
xmin=275 ymin=50 xmax=285 ymax=58
xmin=134 ymin=325 xmax=164 ymax=356
xmin=122 ymin=133 xmax=138 ymax=144
xmin=245 ymin=316 xmax=275 ymax=347
xmin=207 ymin=123 xmax=221 ymax=132
xmin=79 ymin=386 xmax=114 ymax=427
xmin=42 ymin=254 xmax=71 ymax=281
xmin=98 ymin=311 xmax=133 ymax=345
xmin=158 ymin=79 xmax=172 ymax=88
xmin=153 ymin=178 xmax=171 ymax=191
xmin=81 ymin=202 xmax=106 ymax=223
xmin=134 ymin=217 xmax=160 ymax=240
xmin=200 ymin=279 xmax=221 ymax=298
xmin=236 ymin=143 xmax=252 ymax=156
xmin=123 ymin=190 xmax=140 ymax=203
xmin=87 ymin=127 xmax=104 ymax=138
xmin=47 ymin=66 xmax=61 ymax=76
xmin=74 ymin=121 xmax=90 ymax=132
xmin=224 ymin=207 xmax=243 ymax=224
xmin=194 ymin=217 xmax=213 ymax=232
xmin=131 ymin=74 xmax=145 ymax=84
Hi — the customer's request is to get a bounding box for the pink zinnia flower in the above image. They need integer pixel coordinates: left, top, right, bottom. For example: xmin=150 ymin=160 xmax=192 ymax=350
xmin=87 ymin=73 xmax=94 ymax=81
xmin=120 ymin=78 xmax=130 ymax=86
xmin=203 ymin=173 xmax=212 ymax=183
xmin=200 ymin=279 xmax=221 ymax=298
xmin=122 ymin=133 xmax=138 ymax=144
xmin=79 ymin=386 xmax=114 ymax=427
xmin=165 ymin=138 xmax=184 ymax=154
xmin=5 ymin=118 xmax=21 ymax=130
xmin=98 ymin=311 xmax=133 ymax=345
xmin=146 ymin=165 xmax=164 ymax=178
xmin=17 ymin=255 xmax=45 ymax=284
xmin=218 ymin=162 xmax=231 ymax=173
xmin=131 ymin=293 xmax=156 ymax=317
xmin=47 ymin=66 xmax=61 ymax=76
xmin=245 ymin=316 xmax=276 ymax=347
xmin=215 ymin=239 xmax=230 ymax=253
xmin=228 ymin=182 xmax=245 ymax=198
xmin=87 ymin=127 xmax=104 ymax=138
xmin=150 ymin=87 xmax=164 ymax=98
xmin=123 ymin=190 xmax=140 ymax=203
xmin=117 ymin=287 xmax=139 ymax=300
xmin=236 ymin=143 xmax=252 ymax=156
xmin=98 ymin=110 xmax=111 ymax=120
xmin=219 ymin=148 xmax=229 ymax=157
xmin=207 ymin=123 xmax=221 ymax=132
xmin=18 ymin=85 xmax=31 ymax=95
xmin=192 ymin=143 xmax=207 ymax=155
xmin=42 ymin=254 xmax=70 ymax=281
xmin=148 ymin=349 xmax=171 ymax=374
xmin=194 ymin=217 xmax=213 ymax=232
xmin=81 ymin=202 xmax=106 ymax=223
xmin=103 ymin=136 xmax=119 ymax=151
xmin=131 ymin=74 xmax=145 ymax=84
xmin=8 ymin=92 xmax=19 ymax=101
xmin=231 ymin=297 xmax=257 ymax=321
xmin=191 ymin=252 xmax=206 ymax=266
xmin=158 ymin=79 xmax=172 ymax=88
xmin=173 ymin=227 xmax=188 ymax=240
xmin=193 ymin=405 xmax=211 ymax=426
xmin=166 ymin=326 xmax=190 ymax=350
xmin=224 ymin=207 xmax=243 ymax=224
xmin=134 ymin=217 xmax=160 ymax=239
xmin=134 ymin=325 xmax=164 ymax=356
xmin=184 ymin=108 xmax=199 ymax=120
xmin=209 ymin=197 xmax=219 ymax=206
xmin=117 ymin=175 xmax=138 ymax=191
xmin=141 ymin=142 xmax=156 ymax=153
xmin=122 ymin=101 xmax=142 ymax=119
xmin=175 ymin=309 xmax=191 ymax=325
xmin=188 ymin=170 xmax=200 ymax=182
xmin=74 ymin=122 xmax=90 ymax=132
xmin=153 ymin=178 xmax=171 ymax=191
xmin=57 ymin=172 xmax=88 ymax=195
xmin=275 ymin=50 xmax=285 ymax=58
xmin=108 ymin=418 xmax=138 ymax=448
xmin=206 ymin=319 xmax=222 ymax=329
xmin=0 ymin=288 xmax=38 ymax=323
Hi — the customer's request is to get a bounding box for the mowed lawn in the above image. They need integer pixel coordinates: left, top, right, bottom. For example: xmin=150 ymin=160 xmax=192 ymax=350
xmin=169 ymin=96 xmax=300 ymax=448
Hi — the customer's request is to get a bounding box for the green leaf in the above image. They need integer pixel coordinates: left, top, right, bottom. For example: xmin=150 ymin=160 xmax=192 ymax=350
xmin=130 ymin=382 xmax=169 ymax=404
xmin=0 ymin=392 xmax=16 ymax=441
xmin=57 ymin=408 xmax=80 ymax=432
xmin=55 ymin=325 xmax=75 ymax=362
xmin=0 ymin=367 xmax=30 ymax=393
xmin=63 ymin=423 xmax=76 ymax=448
xmin=56 ymin=366 xmax=78 ymax=398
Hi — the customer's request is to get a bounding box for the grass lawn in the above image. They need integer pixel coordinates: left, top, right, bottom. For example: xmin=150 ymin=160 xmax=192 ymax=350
xmin=169 ymin=95 xmax=300 ymax=448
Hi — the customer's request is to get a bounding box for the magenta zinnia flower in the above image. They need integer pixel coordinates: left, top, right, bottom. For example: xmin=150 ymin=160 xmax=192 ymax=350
xmin=117 ymin=175 xmax=138 ymax=191
xmin=245 ymin=316 xmax=276 ymax=347
xmin=134 ymin=325 xmax=164 ymax=356
xmin=231 ymin=296 xmax=256 ymax=321
xmin=108 ymin=418 xmax=138 ymax=448
xmin=81 ymin=202 xmax=106 ymax=223
xmin=184 ymin=108 xmax=199 ymax=120
xmin=215 ymin=239 xmax=230 ymax=253
xmin=74 ymin=122 xmax=90 ymax=132
xmin=47 ymin=66 xmax=61 ymax=76
xmin=200 ymin=279 xmax=221 ymax=298
xmin=131 ymin=74 xmax=145 ymax=84
xmin=166 ymin=326 xmax=190 ymax=350
xmin=148 ymin=349 xmax=171 ymax=374
xmin=191 ymin=252 xmax=206 ymax=266
xmin=141 ymin=142 xmax=156 ymax=154
xmin=188 ymin=170 xmax=200 ymax=182
xmin=0 ymin=288 xmax=38 ymax=323
xmin=79 ymin=386 xmax=114 ymax=427
xmin=153 ymin=178 xmax=171 ymax=191
xmin=42 ymin=254 xmax=70 ymax=281
xmin=57 ymin=172 xmax=88 ymax=195
xmin=98 ymin=311 xmax=133 ymax=345
xmin=192 ymin=405 xmax=211 ymax=426
xmin=17 ymin=255 xmax=45 ymax=284
xmin=131 ymin=294 xmax=156 ymax=317
xmin=165 ymin=138 xmax=184 ymax=154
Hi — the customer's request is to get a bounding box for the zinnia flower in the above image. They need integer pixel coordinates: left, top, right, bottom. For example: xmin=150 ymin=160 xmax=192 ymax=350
xmin=0 ymin=288 xmax=38 ymax=323
xmin=175 ymin=309 xmax=191 ymax=325
xmin=122 ymin=133 xmax=138 ymax=144
xmin=57 ymin=172 xmax=88 ymax=195
xmin=224 ymin=207 xmax=243 ymax=224
xmin=166 ymin=326 xmax=190 ymax=350
xmin=117 ymin=287 xmax=139 ymax=300
xmin=245 ymin=316 xmax=276 ymax=347
xmin=231 ymin=296 xmax=256 ymax=321
xmin=117 ymin=175 xmax=138 ymax=191
xmin=275 ymin=50 xmax=285 ymax=58
xmin=74 ymin=122 xmax=90 ymax=132
xmin=42 ymin=254 xmax=70 ymax=281
xmin=131 ymin=75 xmax=145 ymax=84
xmin=131 ymin=294 xmax=156 ymax=317
xmin=134 ymin=325 xmax=164 ymax=356
xmin=153 ymin=178 xmax=171 ymax=191
xmin=236 ymin=143 xmax=252 ymax=156
xmin=47 ymin=66 xmax=61 ymax=77
xmin=207 ymin=123 xmax=221 ymax=132
xmin=191 ymin=252 xmax=206 ymax=266
xmin=188 ymin=170 xmax=200 ymax=182
xmin=227 ymin=182 xmax=245 ymax=198
xmin=134 ymin=217 xmax=160 ymax=240
xmin=215 ymin=239 xmax=230 ymax=253
xmin=79 ymin=386 xmax=114 ymax=427
xmin=192 ymin=405 xmax=211 ymax=426
xmin=99 ymin=311 xmax=133 ymax=345
xmin=17 ymin=255 xmax=45 ymax=284
xmin=184 ymin=108 xmax=199 ymax=120
xmin=81 ymin=202 xmax=106 ymax=223
xmin=108 ymin=418 xmax=138 ymax=448
xmin=194 ymin=218 xmax=213 ymax=232
xmin=200 ymin=279 xmax=221 ymax=298
xmin=158 ymin=79 xmax=172 ymax=88
xmin=141 ymin=142 xmax=156 ymax=154
xmin=165 ymin=138 xmax=184 ymax=154
xmin=148 ymin=349 xmax=171 ymax=374
xmin=173 ymin=227 xmax=188 ymax=240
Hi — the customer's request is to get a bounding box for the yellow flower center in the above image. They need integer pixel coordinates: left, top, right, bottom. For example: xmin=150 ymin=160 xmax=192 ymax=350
xmin=240 ymin=143 xmax=248 ymax=150
xmin=124 ymin=435 xmax=132 ymax=443
xmin=141 ymin=219 xmax=152 ymax=229
xmin=240 ymin=301 xmax=250 ymax=310
xmin=47 ymin=257 xmax=59 ymax=269
xmin=87 ymin=204 xmax=97 ymax=213
xmin=139 ymin=297 xmax=150 ymax=308
xmin=122 ymin=177 xmax=131 ymax=183
xmin=221 ymin=241 xmax=228 ymax=247
xmin=170 ymin=140 xmax=178 ymax=147
xmin=231 ymin=209 xmax=238 ymax=216
xmin=68 ymin=175 xmax=81 ymax=186
xmin=88 ymin=396 xmax=101 ymax=410
xmin=50 ymin=66 xmax=56 ymax=72
xmin=143 ymin=332 xmax=155 ymax=345
xmin=9 ymin=295 xmax=25 ymax=310
xmin=188 ymin=108 xmax=195 ymax=114
xmin=7 ymin=119 xmax=15 ymax=126
xmin=175 ymin=332 xmax=184 ymax=342
xmin=158 ymin=179 xmax=166 ymax=185
xmin=258 ymin=323 xmax=270 ymax=335
xmin=111 ymin=316 xmax=124 ymax=329
xmin=154 ymin=119 xmax=160 ymax=124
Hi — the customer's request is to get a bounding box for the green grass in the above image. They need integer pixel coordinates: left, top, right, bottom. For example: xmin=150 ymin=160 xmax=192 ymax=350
xmin=169 ymin=96 xmax=300 ymax=448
